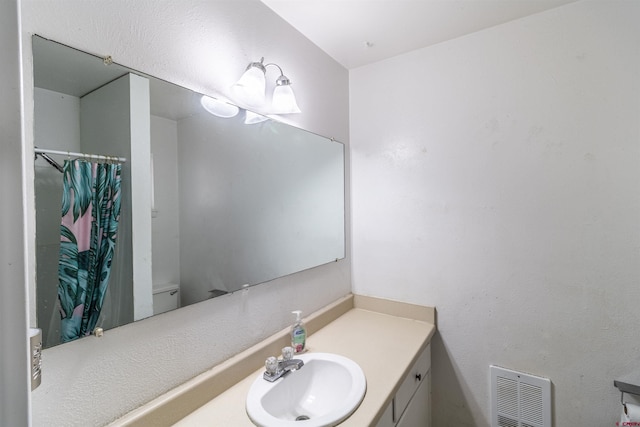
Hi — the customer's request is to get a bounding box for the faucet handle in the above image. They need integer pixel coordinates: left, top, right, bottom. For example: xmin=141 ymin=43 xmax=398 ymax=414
xmin=281 ymin=346 xmax=294 ymax=361
xmin=265 ymin=356 xmax=278 ymax=375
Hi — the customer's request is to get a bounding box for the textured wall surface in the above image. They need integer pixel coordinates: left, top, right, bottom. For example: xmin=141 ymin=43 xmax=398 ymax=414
xmin=351 ymin=1 xmax=640 ymax=425
xmin=21 ymin=1 xmax=350 ymax=425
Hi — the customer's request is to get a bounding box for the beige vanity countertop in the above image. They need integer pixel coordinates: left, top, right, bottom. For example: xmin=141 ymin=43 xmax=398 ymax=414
xmin=173 ymin=300 xmax=436 ymax=426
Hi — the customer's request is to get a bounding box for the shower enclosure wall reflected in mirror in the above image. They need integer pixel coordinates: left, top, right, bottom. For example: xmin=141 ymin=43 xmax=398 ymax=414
xmin=32 ymin=35 xmax=345 ymax=348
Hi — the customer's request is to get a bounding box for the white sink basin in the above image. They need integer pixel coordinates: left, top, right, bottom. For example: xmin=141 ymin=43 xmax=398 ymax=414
xmin=246 ymin=352 xmax=367 ymax=427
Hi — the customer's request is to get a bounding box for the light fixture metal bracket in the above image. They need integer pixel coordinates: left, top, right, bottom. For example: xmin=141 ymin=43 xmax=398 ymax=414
xmin=246 ymin=57 xmax=266 ymax=73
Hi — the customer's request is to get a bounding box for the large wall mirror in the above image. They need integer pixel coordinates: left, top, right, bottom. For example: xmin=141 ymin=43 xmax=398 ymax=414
xmin=32 ymin=35 xmax=345 ymax=348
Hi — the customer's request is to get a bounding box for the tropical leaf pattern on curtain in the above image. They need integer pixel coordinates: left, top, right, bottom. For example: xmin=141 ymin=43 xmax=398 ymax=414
xmin=58 ymin=159 xmax=122 ymax=343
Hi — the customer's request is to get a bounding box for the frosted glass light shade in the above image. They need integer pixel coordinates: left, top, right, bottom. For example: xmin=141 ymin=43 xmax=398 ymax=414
xmin=272 ymin=84 xmax=301 ymax=114
xmin=200 ymin=96 xmax=239 ymax=118
xmin=231 ymin=66 xmax=266 ymax=107
xmin=244 ymin=110 xmax=269 ymax=124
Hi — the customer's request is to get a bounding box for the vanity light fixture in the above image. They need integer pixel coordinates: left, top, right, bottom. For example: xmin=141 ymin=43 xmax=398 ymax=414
xmin=201 ymin=95 xmax=269 ymax=124
xmin=200 ymin=95 xmax=240 ymax=118
xmin=231 ymin=57 xmax=301 ymax=114
xmin=244 ymin=110 xmax=269 ymax=125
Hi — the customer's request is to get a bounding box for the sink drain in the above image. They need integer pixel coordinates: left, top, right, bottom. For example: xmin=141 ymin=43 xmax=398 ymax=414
xmin=295 ymin=415 xmax=311 ymax=421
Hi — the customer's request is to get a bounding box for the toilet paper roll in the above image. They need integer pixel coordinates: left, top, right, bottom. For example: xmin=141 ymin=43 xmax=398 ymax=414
xmin=623 ymin=403 xmax=640 ymax=423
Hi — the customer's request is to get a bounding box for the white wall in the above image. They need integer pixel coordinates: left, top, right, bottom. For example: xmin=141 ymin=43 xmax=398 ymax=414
xmin=150 ymin=115 xmax=181 ymax=289
xmin=351 ymin=1 xmax=640 ymax=426
xmin=0 ymin=0 xmax=30 ymax=425
xmin=178 ymin=113 xmax=345 ymax=304
xmin=21 ymin=0 xmax=350 ymax=425
xmin=34 ymin=88 xmax=81 ymax=153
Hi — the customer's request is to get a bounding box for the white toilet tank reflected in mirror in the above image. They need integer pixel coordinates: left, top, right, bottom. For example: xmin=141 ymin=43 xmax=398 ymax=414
xmin=152 ymin=284 xmax=180 ymax=315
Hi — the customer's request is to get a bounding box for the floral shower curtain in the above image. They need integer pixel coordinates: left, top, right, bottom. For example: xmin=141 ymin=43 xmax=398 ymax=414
xmin=57 ymin=159 xmax=122 ymax=343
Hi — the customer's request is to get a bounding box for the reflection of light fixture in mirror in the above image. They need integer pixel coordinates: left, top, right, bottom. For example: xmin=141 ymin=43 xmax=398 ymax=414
xmin=231 ymin=57 xmax=301 ymax=114
xmin=244 ymin=110 xmax=269 ymax=125
xmin=200 ymin=95 xmax=239 ymax=118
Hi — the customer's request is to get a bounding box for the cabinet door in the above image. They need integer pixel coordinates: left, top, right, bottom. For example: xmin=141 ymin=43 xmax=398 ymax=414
xmin=375 ymin=401 xmax=395 ymax=427
xmin=394 ymin=344 xmax=431 ymax=422
xmin=395 ymin=370 xmax=431 ymax=427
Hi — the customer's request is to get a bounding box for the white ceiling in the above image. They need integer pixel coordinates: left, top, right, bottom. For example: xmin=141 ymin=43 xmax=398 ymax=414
xmin=260 ymin=0 xmax=577 ymax=69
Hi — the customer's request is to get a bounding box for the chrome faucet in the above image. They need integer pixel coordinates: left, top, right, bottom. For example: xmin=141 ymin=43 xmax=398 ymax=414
xmin=263 ymin=347 xmax=304 ymax=382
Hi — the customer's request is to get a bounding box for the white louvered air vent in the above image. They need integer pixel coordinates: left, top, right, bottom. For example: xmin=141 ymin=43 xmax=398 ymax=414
xmin=490 ymin=365 xmax=551 ymax=427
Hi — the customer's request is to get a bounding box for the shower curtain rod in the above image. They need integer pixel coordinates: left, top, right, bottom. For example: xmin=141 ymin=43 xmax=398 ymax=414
xmin=34 ymin=147 xmax=127 ymax=163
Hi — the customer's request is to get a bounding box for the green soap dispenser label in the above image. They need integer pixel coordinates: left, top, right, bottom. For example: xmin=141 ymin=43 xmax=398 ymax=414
xmin=292 ymin=328 xmax=306 ymax=353
xmin=291 ymin=310 xmax=306 ymax=353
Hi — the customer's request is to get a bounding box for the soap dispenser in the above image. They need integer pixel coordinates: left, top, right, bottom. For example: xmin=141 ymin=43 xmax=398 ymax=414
xmin=290 ymin=310 xmax=307 ymax=354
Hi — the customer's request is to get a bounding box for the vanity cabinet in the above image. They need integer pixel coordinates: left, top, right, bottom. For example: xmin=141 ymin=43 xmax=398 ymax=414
xmin=396 ymin=372 xmax=431 ymax=427
xmin=375 ymin=343 xmax=431 ymax=427
xmin=113 ymin=298 xmax=436 ymax=427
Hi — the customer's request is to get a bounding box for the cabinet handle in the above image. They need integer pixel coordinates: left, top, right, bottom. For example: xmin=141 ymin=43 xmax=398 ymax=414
xmin=415 ymin=373 xmax=422 ymax=381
